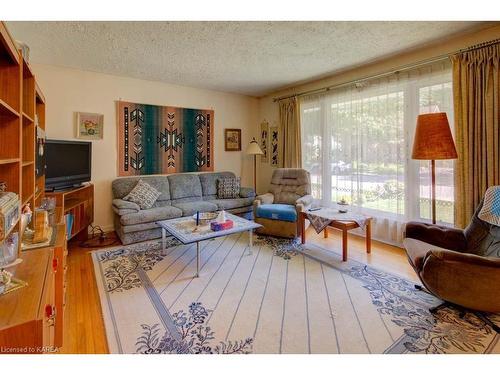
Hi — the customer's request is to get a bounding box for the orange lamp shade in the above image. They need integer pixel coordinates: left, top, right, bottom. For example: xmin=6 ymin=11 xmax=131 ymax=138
xmin=412 ymin=112 xmax=458 ymax=160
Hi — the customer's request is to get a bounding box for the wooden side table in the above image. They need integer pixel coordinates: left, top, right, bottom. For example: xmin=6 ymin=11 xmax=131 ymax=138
xmin=299 ymin=211 xmax=372 ymax=262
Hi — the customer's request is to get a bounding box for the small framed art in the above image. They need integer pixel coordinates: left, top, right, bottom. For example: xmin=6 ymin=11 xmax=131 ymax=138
xmin=76 ymin=112 xmax=104 ymax=140
xmin=224 ymin=128 xmax=241 ymax=151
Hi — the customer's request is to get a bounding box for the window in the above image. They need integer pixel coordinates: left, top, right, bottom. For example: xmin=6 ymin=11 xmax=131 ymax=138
xmin=301 ymin=62 xmax=454 ymax=243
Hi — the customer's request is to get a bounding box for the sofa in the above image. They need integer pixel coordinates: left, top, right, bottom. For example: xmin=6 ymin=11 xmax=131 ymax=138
xmin=112 ymin=171 xmax=255 ymax=244
xmin=253 ymin=168 xmax=313 ymax=238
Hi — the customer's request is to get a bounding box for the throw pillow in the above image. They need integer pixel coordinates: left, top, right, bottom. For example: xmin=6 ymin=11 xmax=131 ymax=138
xmin=478 ymin=185 xmax=500 ymax=226
xmin=217 ymin=177 xmax=241 ymax=199
xmin=123 ymin=179 xmax=161 ymax=209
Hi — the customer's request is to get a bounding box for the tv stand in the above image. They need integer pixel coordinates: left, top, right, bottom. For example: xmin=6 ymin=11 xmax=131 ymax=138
xmin=46 ymin=183 xmax=94 ymax=241
xmin=45 ymin=182 xmax=84 ymax=193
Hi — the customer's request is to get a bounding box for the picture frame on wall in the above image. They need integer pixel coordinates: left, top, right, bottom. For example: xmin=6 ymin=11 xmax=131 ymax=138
xmin=76 ymin=112 xmax=104 ymax=140
xmin=260 ymin=120 xmax=269 ymax=163
xmin=270 ymin=125 xmax=279 ymax=166
xmin=224 ymin=128 xmax=242 ymax=151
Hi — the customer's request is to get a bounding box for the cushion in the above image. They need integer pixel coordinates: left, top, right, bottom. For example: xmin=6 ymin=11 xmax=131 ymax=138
xmin=270 ymin=168 xmax=311 ymax=205
xmin=112 ymin=199 xmax=140 ymax=213
xmin=199 ymin=172 xmax=235 ymax=196
xmin=123 ymin=179 xmax=161 ymax=209
xmin=167 ymin=174 xmax=202 ymax=200
xmin=207 ymin=197 xmax=254 ymax=210
xmin=120 ymin=206 xmax=182 ymax=226
xmin=478 ymin=186 xmax=500 ymax=227
xmin=120 ymin=221 xmax=161 ymax=234
xmin=217 ymin=177 xmax=241 ymax=199
xmin=172 ymin=201 xmax=218 ymax=216
xmin=255 ymin=204 xmax=297 ymax=222
xmin=239 ymin=187 xmax=256 ymax=198
xmin=112 ymin=176 xmax=171 ymax=201
xmin=112 ymin=206 xmax=138 ymax=216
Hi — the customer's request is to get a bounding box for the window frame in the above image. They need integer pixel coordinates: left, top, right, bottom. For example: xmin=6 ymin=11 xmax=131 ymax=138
xmin=300 ymin=70 xmax=454 ymax=225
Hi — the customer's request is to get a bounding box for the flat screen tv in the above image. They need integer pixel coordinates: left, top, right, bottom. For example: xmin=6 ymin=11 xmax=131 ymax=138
xmin=45 ymin=139 xmax=92 ymax=191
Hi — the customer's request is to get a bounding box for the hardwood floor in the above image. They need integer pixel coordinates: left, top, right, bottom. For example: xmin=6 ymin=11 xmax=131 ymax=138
xmin=59 ymin=228 xmax=416 ymax=354
xmin=314 ymin=226 xmax=418 ymax=282
xmin=60 ymin=237 xmax=111 ymax=354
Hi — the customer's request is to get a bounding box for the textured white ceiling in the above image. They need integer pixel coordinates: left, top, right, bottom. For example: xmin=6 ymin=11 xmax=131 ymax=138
xmin=7 ymin=21 xmax=484 ymax=97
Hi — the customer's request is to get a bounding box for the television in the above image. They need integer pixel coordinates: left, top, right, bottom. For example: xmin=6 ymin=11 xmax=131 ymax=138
xmin=45 ymin=140 xmax=92 ymax=191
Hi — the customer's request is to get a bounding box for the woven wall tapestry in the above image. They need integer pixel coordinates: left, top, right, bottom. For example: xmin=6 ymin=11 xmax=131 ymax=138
xmin=117 ymin=101 xmax=214 ymax=176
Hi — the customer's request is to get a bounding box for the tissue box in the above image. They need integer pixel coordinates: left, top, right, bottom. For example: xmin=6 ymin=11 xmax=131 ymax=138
xmin=210 ymin=220 xmax=234 ymax=232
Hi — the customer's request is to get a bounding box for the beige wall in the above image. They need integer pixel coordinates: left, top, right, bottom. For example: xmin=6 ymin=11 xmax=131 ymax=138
xmin=257 ymin=23 xmax=500 ymax=194
xmin=34 ymin=63 xmax=259 ymax=231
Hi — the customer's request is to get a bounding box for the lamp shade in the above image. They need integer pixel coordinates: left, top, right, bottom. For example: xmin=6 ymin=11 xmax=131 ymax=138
xmin=412 ymin=112 xmax=458 ymax=160
xmin=246 ymin=138 xmax=264 ymax=155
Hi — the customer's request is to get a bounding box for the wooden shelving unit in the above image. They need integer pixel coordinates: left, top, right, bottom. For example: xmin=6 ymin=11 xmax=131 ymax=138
xmin=35 ymin=84 xmax=45 ymax=206
xmin=20 ymin=48 xmax=36 ymax=214
xmin=46 ymin=183 xmax=94 ymax=241
xmin=0 ymin=22 xmax=22 ymax=258
xmin=0 ymin=23 xmax=46 ymax=230
xmin=0 ymin=21 xmax=65 ymax=352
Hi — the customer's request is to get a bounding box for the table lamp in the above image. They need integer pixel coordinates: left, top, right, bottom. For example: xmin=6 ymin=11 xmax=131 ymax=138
xmin=246 ymin=138 xmax=264 ymax=192
xmin=412 ymin=112 xmax=457 ymax=224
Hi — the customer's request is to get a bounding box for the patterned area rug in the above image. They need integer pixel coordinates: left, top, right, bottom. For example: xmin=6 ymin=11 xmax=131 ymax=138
xmin=91 ymin=234 xmax=500 ymax=354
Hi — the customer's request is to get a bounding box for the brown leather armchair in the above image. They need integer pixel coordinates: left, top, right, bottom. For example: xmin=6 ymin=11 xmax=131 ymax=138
xmin=403 ymin=199 xmax=500 ymax=332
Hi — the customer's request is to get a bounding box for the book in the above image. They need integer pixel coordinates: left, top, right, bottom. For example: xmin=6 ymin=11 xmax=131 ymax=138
xmin=65 ymin=213 xmax=74 ymax=240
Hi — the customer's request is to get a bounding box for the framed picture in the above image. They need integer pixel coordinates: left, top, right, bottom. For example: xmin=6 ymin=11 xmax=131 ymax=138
xmin=270 ymin=125 xmax=279 ymax=166
xmin=260 ymin=120 xmax=269 ymax=163
xmin=76 ymin=112 xmax=103 ymax=140
xmin=224 ymin=128 xmax=241 ymax=151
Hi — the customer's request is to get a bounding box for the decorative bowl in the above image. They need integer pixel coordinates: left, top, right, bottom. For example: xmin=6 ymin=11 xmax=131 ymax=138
xmin=192 ymin=212 xmax=218 ymax=226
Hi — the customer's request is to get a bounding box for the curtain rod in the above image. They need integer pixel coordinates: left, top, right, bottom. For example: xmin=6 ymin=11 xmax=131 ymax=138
xmin=272 ymin=38 xmax=500 ymax=102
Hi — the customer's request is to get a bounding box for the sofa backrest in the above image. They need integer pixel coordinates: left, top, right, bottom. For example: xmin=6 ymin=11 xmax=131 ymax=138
xmin=199 ymin=171 xmax=236 ymax=199
xmin=269 ymin=168 xmax=311 ymax=205
xmin=167 ymin=174 xmax=203 ymax=203
xmin=112 ymin=176 xmax=171 ymax=202
xmin=112 ymin=171 xmax=241 ymax=206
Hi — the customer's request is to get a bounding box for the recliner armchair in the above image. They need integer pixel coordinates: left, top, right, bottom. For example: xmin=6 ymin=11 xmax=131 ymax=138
xmin=253 ymin=168 xmax=313 ymax=238
xmin=403 ymin=198 xmax=500 ymax=332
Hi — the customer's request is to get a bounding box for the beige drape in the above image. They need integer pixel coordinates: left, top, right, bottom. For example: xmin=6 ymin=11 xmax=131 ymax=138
xmin=278 ymin=97 xmax=302 ymax=168
xmin=452 ymin=43 xmax=500 ymax=228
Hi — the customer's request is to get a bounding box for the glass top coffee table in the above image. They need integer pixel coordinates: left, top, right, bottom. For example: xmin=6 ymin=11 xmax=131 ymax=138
xmin=156 ymin=212 xmax=261 ymax=278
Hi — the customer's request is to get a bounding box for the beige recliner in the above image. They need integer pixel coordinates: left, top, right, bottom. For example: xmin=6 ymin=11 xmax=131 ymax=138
xmin=253 ymin=168 xmax=313 ymax=238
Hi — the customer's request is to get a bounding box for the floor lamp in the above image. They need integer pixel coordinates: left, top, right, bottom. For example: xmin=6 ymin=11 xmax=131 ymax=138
xmin=412 ymin=113 xmax=458 ymax=224
xmin=246 ymin=138 xmax=263 ymax=193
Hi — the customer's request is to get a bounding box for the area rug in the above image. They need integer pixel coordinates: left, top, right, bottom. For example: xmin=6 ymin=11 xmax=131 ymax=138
xmin=91 ymin=234 xmax=500 ymax=354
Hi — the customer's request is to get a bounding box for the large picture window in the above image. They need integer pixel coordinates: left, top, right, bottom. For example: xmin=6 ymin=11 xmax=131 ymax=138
xmin=300 ymin=62 xmax=454 ymax=244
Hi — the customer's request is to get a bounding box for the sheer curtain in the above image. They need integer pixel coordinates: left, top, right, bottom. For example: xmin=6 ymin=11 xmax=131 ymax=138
xmin=300 ymin=61 xmax=454 ymax=246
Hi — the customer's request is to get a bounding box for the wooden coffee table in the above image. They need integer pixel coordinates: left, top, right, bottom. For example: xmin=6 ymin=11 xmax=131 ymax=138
xmin=299 ymin=211 xmax=372 ymax=262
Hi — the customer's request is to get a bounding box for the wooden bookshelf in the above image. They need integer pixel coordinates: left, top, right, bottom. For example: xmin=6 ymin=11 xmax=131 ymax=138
xmin=0 ymin=21 xmax=66 ymax=352
xmin=35 ymin=84 xmax=45 ymax=206
xmin=20 ymin=51 xmax=36 ymax=218
xmin=46 ymin=184 xmax=94 ymax=241
xmin=0 ymin=21 xmax=43 ymax=217
xmin=0 ymin=22 xmax=22 ymax=265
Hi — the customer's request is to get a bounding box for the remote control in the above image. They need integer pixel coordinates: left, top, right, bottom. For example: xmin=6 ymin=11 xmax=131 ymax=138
xmin=308 ymin=207 xmax=321 ymax=211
